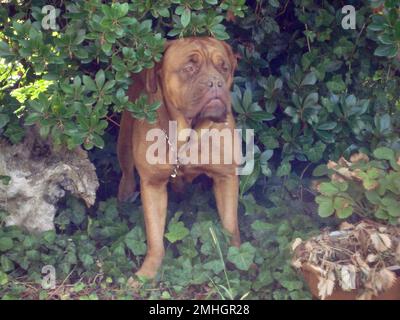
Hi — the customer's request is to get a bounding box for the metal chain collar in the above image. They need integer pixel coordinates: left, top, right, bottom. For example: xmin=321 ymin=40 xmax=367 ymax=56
xmin=162 ymin=129 xmax=181 ymax=178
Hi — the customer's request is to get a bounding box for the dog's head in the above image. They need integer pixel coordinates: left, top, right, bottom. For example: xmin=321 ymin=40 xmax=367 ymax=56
xmin=145 ymin=37 xmax=237 ymax=125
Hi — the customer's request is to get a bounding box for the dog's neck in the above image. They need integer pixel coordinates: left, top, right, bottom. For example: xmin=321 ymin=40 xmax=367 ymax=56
xmin=149 ymin=89 xmax=231 ymax=154
xmin=153 ymin=93 xmax=208 ymax=141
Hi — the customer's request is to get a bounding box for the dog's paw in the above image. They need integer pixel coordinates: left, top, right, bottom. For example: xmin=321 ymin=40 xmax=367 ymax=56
xmin=135 ymin=268 xmax=158 ymax=280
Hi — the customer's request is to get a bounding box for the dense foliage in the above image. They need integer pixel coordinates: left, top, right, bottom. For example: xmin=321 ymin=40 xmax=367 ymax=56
xmin=314 ymin=147 xmax=400 ymax=224
xmin=0 ymin=0 xmax=399 ymax=299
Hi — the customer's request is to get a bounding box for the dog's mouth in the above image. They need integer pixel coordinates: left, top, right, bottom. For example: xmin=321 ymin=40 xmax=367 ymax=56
xmin=188 ymin=98 xmax=227 ymax=127
xmin=204 ymin=98 xmax=225 ymax=109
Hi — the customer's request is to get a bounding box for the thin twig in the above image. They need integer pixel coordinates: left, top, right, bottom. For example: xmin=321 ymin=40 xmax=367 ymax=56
xmin=106 ymin=114 xmax=120 ymax=127
xmin=302 ymin=7 xmax=311 ymax=53
xmin=299 ymin=163 xmax=312 ymax=202
xmin=276 ymin=0 xmax=289 ymax=18
xmin=47 ymin=266 xmax=76 ymax=299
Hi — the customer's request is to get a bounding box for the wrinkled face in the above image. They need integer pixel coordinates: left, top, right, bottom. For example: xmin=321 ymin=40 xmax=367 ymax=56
xmin=159 ymin=37 xmax=237 ymax=125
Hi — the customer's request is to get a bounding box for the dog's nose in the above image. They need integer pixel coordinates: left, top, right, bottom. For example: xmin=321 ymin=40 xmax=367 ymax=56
xmin=207 ymin=76 xmax=223 ymax=88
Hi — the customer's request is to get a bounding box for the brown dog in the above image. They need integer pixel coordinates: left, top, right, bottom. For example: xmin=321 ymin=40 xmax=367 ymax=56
xmin=117 ymin=37 xmax=241 ymax=278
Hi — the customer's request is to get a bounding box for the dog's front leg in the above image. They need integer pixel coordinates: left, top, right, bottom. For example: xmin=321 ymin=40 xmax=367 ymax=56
xmin=135 ymin=178 xmax=168 ymax=279
xmin=212 ymin=174 xmax=241 ymax=247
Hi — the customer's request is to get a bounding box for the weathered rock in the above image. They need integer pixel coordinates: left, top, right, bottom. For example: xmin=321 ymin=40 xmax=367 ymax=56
xmin=0 ymin=128 xmax=99 ymax=233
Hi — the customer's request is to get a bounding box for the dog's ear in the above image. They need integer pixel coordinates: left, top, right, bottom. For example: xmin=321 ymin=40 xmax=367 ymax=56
xmin=221 ymin=41 xmax=238 ymax=79
xmin=144 ymin=63 xmax=160 ymax=94
xmin=145 ymin=40 xmax=174 ymax=94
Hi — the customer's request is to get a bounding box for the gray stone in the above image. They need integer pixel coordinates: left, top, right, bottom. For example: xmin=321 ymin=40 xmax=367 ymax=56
xmin=0 ymin=128 xmax=99 ymax=233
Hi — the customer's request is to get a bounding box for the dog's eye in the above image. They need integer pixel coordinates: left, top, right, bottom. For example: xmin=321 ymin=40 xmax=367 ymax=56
xmin=183 ymin=64 xmax=194 ymax=73
xmin=181 ymin=55 xmax=201 ymax=75
xmin=189 ymin=55 xmax=199 ymax=64
xmin=219 ymin=61 xmax=230 ymax=73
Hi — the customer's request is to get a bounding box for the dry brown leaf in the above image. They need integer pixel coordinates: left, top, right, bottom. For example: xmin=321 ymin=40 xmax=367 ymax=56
xmin=357 ymin=290 xmax=373 ymax=300
xmin=340 ymin=265 xmax=357 ymax=291
xmin=355 ymin=220 xmax=369 ymax=230
xmin=364 ymin=275 xmax=375 ymax=291
xmin=352 ymin=169 xmax=364 ymax=181
xmin=356 ymin=231 xmax=369 ymax=252
xmin=396 ymin=243 xmax=400 ymax=263
xmin=307 ymin=264 xmax=325 ymax=276
xmin=352 ymin=253 xmax=370 ymax=276
xmin=317 ymin=271 xmax=335 ymax=300
xmin=310 ymin=180 xmax=320 ymax=192
xmin=350 ymin=172 xmax=364 ymax=181
xmin=350 ymin=152 xmax=369 ymax=163
xmin=376 ymin=268 xmax=396 ymax=291
xmin=370 ymin=232 xmax=392 ymax=252
xmin=366 ymin=254 xmax=378 ymax=263
xmin=292 ymin=259 xmax=302 ymax=269
xmin=327 ymin=160 xmax=337 ymax=169
xmin=339 ymin=221 xmax=354 ymax=231
xmin=336 ymin=167 xmax=353 ymax=179
xmin=309 ymin=252 xmax=319 ymax=265
xmin=378 ymin=226 xmax=387 ymax=233
xmin=291 ymin=238 xmax=302 ymax=252
xmin=338 ymin=157 xmax=351 ymax=167
xmin=305 ymin=242 xmax=314 ymax=252
xmin=331 ymin=173 xmax=346 ymax=182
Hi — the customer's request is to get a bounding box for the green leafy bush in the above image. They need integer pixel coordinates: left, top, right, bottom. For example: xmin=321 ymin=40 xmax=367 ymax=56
xmin=314 ymin=148 xmax=400 ymax=224
xmin=369 ymin=0 xmax=400 ymax=58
